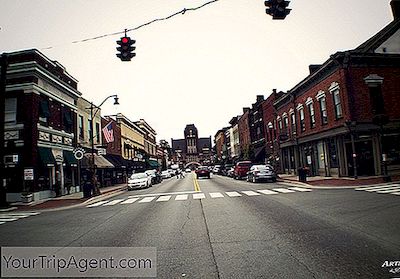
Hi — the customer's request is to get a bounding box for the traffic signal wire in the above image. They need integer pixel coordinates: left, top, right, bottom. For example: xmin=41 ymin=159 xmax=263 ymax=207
xmin=41 ymin=0 xmax=219 ymax=50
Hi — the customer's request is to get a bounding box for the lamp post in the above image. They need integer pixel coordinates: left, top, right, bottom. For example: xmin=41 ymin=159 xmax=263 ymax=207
xmin=87 ymin=94 xmax=119 ymax=196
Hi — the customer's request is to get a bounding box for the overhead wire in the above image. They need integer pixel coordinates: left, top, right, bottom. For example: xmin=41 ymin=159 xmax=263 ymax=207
xmin=41 ymin=0 xmax=219 ymax=50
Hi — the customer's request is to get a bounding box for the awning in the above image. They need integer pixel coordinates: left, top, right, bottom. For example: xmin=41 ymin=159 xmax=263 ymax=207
xmin=63 ymin=150 xmax=78 ymax=167
xmin=38 ymin=147 xmax=56 ymax=167
xmin=82 ymin=153 xmax=114 ymax=169
xmin=254 ymin=146 xmax=266 ymax=161
xmin=103 ymin=154 xmax=127 ymax=168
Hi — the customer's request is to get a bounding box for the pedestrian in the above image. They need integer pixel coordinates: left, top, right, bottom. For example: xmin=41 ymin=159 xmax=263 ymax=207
xmin=176 ymin=170 xmax=179 ymax=179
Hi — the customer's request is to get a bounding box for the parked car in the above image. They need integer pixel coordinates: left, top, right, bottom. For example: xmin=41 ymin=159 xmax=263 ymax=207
xmin=161 ymin=170 xmax=171 ymax=179
xmin=212 ymin=165 xmax=221 ymax=174
xmin=227 ymin=167 xmax=234 ymax=177
xmin=233 ymin=161 xmax=253 ymax=179
xmin=246 ymin=164 xmax=276 ymax=183
xmin=185 ymin=168 xmax=191 ymax=173
xmin=221 ymin=164 xmax=233 ymax=176
xmin=128 ymin=173 xmax=152 ymax=190
xmin=145 ymin=169 xmax=162 ymax=185
xmin=195 ymin=166 xmax=211 ymax=179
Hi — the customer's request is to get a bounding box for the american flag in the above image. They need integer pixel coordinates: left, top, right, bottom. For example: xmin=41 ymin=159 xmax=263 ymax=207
xmin=102 ymin=122 xmax=114 ymax=143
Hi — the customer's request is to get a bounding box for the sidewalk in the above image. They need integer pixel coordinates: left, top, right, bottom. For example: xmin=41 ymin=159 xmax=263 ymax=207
xmin=278 ymin=174 xmax=400 ymax=188
xmin=4 ymin=184 xmax=127 ymax=212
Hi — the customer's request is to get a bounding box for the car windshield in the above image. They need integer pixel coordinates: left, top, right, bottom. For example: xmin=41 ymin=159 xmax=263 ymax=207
xmin=130 ymin=173 xmax=147 ymax=179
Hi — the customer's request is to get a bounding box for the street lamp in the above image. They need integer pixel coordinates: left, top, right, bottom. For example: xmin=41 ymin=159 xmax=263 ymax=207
xmin=87 ymin=94 xmax=119 ymax=196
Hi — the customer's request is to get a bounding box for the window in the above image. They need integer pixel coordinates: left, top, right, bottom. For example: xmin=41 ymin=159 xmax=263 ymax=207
xmin=278 ymin=119 xmax=282 ymax=130
xmin=78 ymin=115 xmax=84 ymax=140
xmin=308 ymin=103 xmax=316 ymax=128
xmin=95 ymin=122 xmax=100 ymax=144
xmin=39 ymin=99 xmax=50 ymax=126
xmin=5 ymin=98 xmax=17 ymax=124
xmin=332 ymin=89 xmax=343 ymax=119
xmin=283 ymin=116 xmax=289 ymax=129
xmin=319 ymin=97 xmax=328 ymax=124
xmin=63 ymin=109 xmax=73 ymax=133
xmin=299 ymin=108 xmax=305 ymax=132
xmin=290 ymin=113 xmax=296 ymax=134
xmin=88 ymin=119 xmax=92 ymax=143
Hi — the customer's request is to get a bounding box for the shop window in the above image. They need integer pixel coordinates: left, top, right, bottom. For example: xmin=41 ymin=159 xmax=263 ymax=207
xmin=5 ymin=98 xmax=17 ymax=124
xmin=327 ymin=138 xmax=338 ymax=168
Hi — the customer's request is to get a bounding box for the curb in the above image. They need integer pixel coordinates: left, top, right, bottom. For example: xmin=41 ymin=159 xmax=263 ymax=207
xmin=10 ymin=186 xmax=127 ymax=213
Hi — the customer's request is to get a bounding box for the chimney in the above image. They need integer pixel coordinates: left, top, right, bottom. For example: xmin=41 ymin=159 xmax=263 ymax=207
xmin=391 ymin=0 xmax=400 ymax=20
xmin=243 ymin=107 xmax=250 ymax=114
xmin=256 ymin=95 xmax=264 ymax=103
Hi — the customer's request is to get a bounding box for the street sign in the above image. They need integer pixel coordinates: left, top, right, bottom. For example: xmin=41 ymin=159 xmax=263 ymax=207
xmin=24 ymin=168 xmax=34 ymax=181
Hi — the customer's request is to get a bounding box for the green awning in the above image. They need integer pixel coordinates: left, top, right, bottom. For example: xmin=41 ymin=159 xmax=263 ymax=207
xmin=38 ymin=147 xmax=55 ymax=167
xmin=63 ymin=150 xmax=78 ymax=167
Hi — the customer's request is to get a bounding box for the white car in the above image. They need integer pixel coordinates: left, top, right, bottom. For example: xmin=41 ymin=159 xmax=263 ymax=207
xmin=185 ymin=168 xmax=191 ymax=173
xmin=161 ymin=170 xmax=171 ymax=179
xmin=128 ymin=173 xmax=152 ymax=190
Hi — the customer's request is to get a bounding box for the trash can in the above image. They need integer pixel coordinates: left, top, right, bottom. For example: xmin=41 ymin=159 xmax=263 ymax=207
xmin=298 ymin=167 xmax=307 ymax=182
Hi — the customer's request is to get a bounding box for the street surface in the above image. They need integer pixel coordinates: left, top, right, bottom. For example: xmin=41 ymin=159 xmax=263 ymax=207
xmin=1 ymin=173 xmax=399 ymax=278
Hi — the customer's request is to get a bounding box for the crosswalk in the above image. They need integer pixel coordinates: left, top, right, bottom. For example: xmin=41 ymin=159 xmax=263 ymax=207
xmin=86 ymin=187 xmax=313 ymax=208
xmin=0 ymin=212 xmax=40 ymax=225
xmin=355 ymin=184 xmax=400 ymax=196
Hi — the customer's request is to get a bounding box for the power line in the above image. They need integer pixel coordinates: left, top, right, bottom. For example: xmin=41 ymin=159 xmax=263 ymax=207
xmin=41 ymin=0 xmax=219 ymax=50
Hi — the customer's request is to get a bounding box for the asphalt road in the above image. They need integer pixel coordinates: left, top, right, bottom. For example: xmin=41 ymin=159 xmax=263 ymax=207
xmin=1 ymin=173 xmax=399 ymax=278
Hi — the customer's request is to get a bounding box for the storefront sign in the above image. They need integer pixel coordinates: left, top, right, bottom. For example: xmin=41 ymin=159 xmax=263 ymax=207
xmin=307 ymin=155 xmax=312 ymax=165
xmin=24 ymin=168 xmax=34 ymax=181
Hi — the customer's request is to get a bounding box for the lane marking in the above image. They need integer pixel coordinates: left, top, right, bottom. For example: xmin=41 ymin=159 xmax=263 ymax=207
xmin=103 ymin=199 xmax=124 ymax=206
xmin=288 ymin=187 xmax=313 ymax=192
xmin=193 ymin=193 xmax=205 ymax=199
xmin=257 ymin=189 xmax=278 ymax=195
xmin=209 ymin=192 xmax=224 ymax=198
xmin=376 ymin=188 xmax=400 ymax=194
xmin=356 ymin=185 xmax=398 ymax=191
xmin=175 ymin=194 xmax=188 ymax=201
xmin=391 ymin=192 xmax=400 ymax=195
xmin=138 ymin=197 xmax=156 ymax=203
xmin=120 ymin=198 xmax=140 ymax=204
xmin=4 ymin=212 xmax=40 ymax=216
xmin=273 ymin=188 xmax=295 ymax=193
xmin=225 ymin=191 xmax=241 ymax=197
xmin=87 ymin=201 xmax=109 ymax=208
xmin=156 ymin=196 xmax=171 ymax=202
xmin=0 ymin=222 xmax=5 ymax=225
xmin=242 ymin=191 xmax=261 ymax=196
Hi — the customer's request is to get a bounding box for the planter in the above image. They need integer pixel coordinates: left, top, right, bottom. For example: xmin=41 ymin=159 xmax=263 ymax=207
xmin=21 ymin=193 xmax=33 ymax=203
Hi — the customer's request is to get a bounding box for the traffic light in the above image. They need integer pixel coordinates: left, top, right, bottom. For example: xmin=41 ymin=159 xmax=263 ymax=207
xmin=116 ymin=36 xmax=136 ymax=61
xmin=264 ymin=0 xmax=291 ymax=20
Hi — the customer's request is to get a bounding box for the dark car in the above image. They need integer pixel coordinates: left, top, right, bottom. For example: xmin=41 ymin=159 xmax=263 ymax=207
xmin=233 ymin=161 xmax=252 ymax=179
xmin=246 ymin=164 xmax=276 ymax=183
xmin=195 ymin=166 xmax=211 ymax=179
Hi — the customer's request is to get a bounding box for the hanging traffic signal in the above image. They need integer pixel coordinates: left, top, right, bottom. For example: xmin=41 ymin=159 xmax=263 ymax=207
xmin=264 ymin=0 xmax=291 ymax=20
xmin=116 ymin=36 xmax=136 ymax=61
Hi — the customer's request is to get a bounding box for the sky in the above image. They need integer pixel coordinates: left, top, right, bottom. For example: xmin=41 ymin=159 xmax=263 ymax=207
xmin=0 ymin=0 xmax=394 ymax=143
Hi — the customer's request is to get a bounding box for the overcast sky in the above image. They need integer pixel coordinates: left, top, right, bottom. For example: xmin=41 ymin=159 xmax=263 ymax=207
xmin=0 ymin=0 xmax=394 ymax=143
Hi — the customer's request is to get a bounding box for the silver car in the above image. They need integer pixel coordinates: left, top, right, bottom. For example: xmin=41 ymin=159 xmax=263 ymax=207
xmin=246 ymin=164 xmax=276 ymax=183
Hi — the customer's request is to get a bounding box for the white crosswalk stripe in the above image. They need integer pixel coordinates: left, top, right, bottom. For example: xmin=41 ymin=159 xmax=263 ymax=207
xmin=225 ymin=191 xmax=242 ymax=197
xmin=242 ymin=191 xmax=261 ymax=196
xmin=156 ymin=196 xmax=171 ymax=202
xmin=257 ymin=189 xmax=278 ymax=195
xmin=193 ymin=193 xmax=205 ymax=199
xmin=209 ymin=192 xmax=224 ymax=198
xmin=138 ymin=197 xmax=156 ymax=203
xmin=0 ymin=212 xmax=40 ymax=225
xmin=175 ymin=195 xmax=188 ymax=201
xmin=121 ymin=198 xmax=140 ymax=204
xmin=355 ymin=184 xmax=400 ymax=196
xmin=273 ymin=188 xmax=296 ymax=193
xmin=85 ymin=187 xmax=314 ymax=208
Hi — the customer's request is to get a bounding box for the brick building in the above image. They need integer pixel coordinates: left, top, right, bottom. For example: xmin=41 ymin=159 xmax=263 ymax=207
xmin=237 ymin=107 xmax=251 ymax=159
xmin=2 ymin=49 xmax=80 ymax=202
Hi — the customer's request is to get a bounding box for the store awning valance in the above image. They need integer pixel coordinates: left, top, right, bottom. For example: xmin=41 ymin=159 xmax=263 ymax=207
xmin=38 ymin=147 xmax=55 ymax=167
xmin=63 ymin=150 xmax=78 ymax=167
xmin=82 ymin=153 xmax=114 ymax=169
xmin=147 ymin=159 xmax=160 ymax=168
xmin=103 ymin=154 xmax=127 ymax=168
